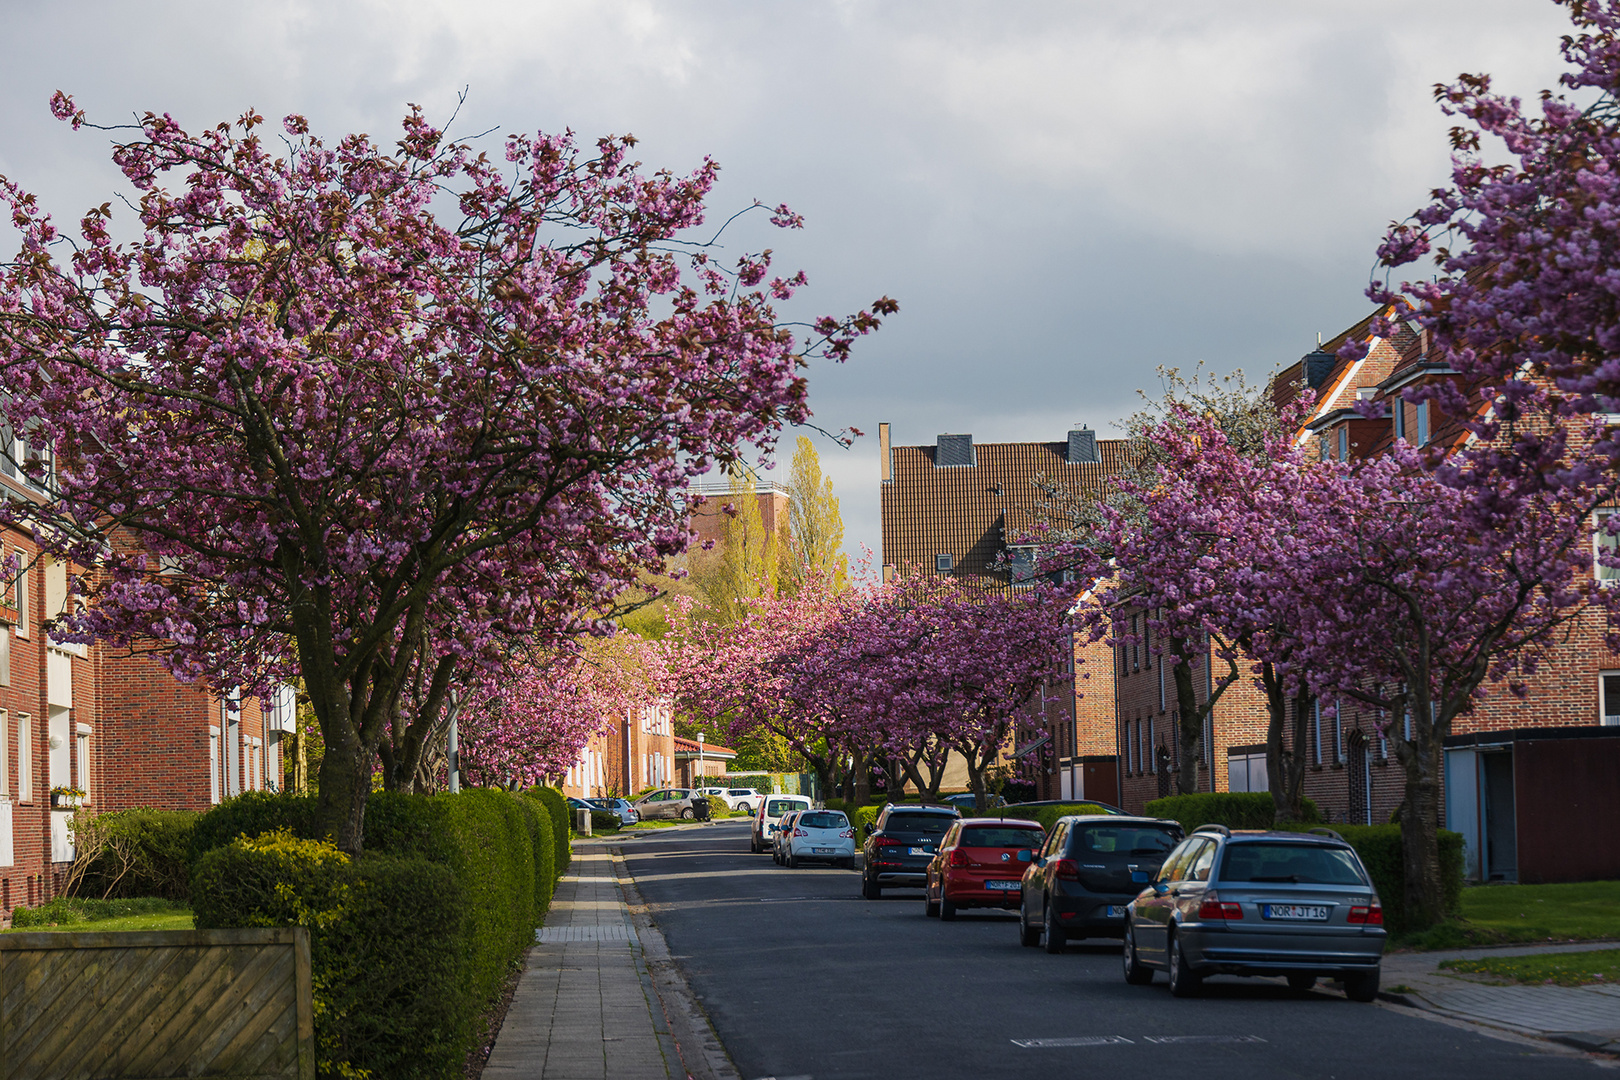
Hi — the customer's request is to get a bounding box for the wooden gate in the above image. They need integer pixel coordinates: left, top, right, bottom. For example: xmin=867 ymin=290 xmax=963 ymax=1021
xmin=0 ymin=927 xmax=313 ymax=1080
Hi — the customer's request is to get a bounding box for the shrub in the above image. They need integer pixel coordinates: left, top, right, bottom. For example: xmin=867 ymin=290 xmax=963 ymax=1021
xmin=70 ymin=808 xmax=197 ymax=900
xmin=589 ymin=810 xmax=621 ymax=833
xmin=1333 ymin=824 xmax=1465 ymax=938
xmin=704 ymin=794 xmax=728 ymax=819
xmin=1143 ymin=792 xmax=1321 ymax=832
xmin=189 ymin=790 xmax=319 ymax=865
xmin=528 ymin=786 xmax=572 ymax=877
xmin=511 ymin=790 xmax=556 ymax=921
xmin=1003 ymin=804 xmax=1114 ymax=836
xmin=192 ymin=829 xmax=469 ymax=1078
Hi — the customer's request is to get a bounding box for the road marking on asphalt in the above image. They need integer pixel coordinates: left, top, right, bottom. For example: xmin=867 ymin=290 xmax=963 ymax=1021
xmin=1011 ymin=1036 xmax=1134 ymax=1048
xmin=1143 ymin=1035 xmax=1267 ymax=1045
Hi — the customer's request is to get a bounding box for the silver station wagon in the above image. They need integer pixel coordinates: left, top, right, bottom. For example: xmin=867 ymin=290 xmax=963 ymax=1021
xmin=1121 ymin=825 xmax=1386 ymax=1000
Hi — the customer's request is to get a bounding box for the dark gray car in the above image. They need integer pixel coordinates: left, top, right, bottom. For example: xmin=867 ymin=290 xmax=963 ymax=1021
xmin=1121 ymin=825 xmax=1386 ymax=1000
xmin=861 ymin=804 xmax=960 ymax=898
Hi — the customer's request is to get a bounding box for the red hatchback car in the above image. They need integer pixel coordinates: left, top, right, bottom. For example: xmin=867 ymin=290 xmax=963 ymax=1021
xmin=924 ymin=818 xmax=1047 ymax=920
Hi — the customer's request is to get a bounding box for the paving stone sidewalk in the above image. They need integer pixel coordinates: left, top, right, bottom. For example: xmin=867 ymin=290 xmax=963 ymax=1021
xmin=1381 ymin=941 xmax=1620 ymax=1053
xmin=483 ymin=848 xmax=683 ymax=1079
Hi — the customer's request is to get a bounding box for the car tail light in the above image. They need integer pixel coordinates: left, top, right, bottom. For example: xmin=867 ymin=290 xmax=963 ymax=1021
xmin=947 ymin=848 xmax=969 ymax=867
xmin=793 ymin=828 xmax=808 ymax=837
xmin=1347 ymin=901 xmax=1384 ymax=925
xmin=873 ymin=835 xmax=902 ymax=849
xmin=1050 ymin=858 xmax=1080 ymax=881
xmin=839 ymin=829 xmax=855 ymax=839
xmin=1197 ymin=893 xmax=1244 ymax=920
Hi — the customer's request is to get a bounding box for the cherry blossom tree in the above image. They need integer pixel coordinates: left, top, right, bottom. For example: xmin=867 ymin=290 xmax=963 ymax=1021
xmin=0 ymin=97 xmax=893 ymax=851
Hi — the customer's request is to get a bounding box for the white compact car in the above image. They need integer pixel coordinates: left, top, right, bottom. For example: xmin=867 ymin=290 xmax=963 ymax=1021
xmin=750 ymin=794 xmax=812 ymax=854
xmin=782 ymin=809 xmax=856 ymax=869
xmin=772 ymin=810 xmax=804 ymax=864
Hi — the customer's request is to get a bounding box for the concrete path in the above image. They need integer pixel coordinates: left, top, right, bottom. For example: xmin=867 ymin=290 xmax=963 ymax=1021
xmin=1382 ymin=940 xmax=1620 ymax=1054
xmin=483 ymin=848 xmax=684 ymax=1080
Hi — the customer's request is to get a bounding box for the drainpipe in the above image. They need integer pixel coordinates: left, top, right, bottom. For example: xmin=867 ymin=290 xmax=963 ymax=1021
xmin=446 ymin=691 xmax=461 ymax=794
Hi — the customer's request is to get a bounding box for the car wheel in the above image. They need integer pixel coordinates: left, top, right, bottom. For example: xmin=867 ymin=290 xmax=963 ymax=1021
xmin=1342 ymin=968 xmax=1380 ymax=1003
xmin=1122 ymin=921 xmax=1154 ymax=985
xmin=925 ymin=886 xmax=940 ymax=918
xmin=1287 ymin=973 xmax=1317 ymax=993
xmin=839 ymin=858 xmax=855 ymax=871
xmin=788 ymin=852 xmax=799 ymax=869
xmin=1042 ymin=898 xmax=1066 ymax=954
xmin=1019 ymin=903 xmax=1041 ymax=948
xmin=940 ymin=897 xmax=957 ymax=921
xmin=1167 ymin=930 xmax=1202 ymax=998
xmin=681 ymin=807 xmax=695 ymax=820
xmin=862 ymin=873 xmax=881 ymax=900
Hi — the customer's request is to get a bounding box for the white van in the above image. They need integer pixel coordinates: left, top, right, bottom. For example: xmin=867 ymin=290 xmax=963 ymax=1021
xmin=749 ymin=794 xmax=812 ymax=854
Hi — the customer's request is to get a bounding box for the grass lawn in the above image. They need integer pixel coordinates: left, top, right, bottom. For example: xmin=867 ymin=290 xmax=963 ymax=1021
xmin=1403 ymin=881 xmax=1620 ymax=949
xmin=1440 ymin=948 xmax=1620 ymax=987
xmin=5 ymin=896 xmax=193 ymax=934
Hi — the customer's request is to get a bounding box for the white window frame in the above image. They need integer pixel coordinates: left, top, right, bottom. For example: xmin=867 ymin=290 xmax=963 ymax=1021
xmin=0 ymin=708 xmax=7 ymax=796
xmin=935 ymin=553 xmax=954 ymax=574
xmin=1595 ymin=510 xmax=1620 ymax=586
xmin=75 ymin=723 xmax=91 ymax=800
xmin=209 ymin=725 xmax=220 ymax=804
xmin=1338 ymin=426 xmax=1349 ymax=461
xmin=1334 ymin=701 xmax=1345 ymax=765
xmin=1313 ymin=699 xmax=1323 ymax=766
xmin=1601 ymin=671 xmax=1620 ymax=726
xmin=1394 ymin=400 xmax=1406 ymax=441
xmin=1415 ymin=401 xmax=1430 ymax=447
xmin=9 ymin=552 xmax=26 ymax=639
xmin=16 ymin=713 xmax=31 ymax=802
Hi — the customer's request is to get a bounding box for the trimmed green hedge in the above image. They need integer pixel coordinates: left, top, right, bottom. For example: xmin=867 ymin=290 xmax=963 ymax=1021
xmin=1005 ymin=804 xmax=1113 ymax=836
xmin=1333 ymin=824 xmax=1465 ymax=938
xmin=74 ymin=808 xmax=197 ymax=900
xmin=1143 ymin=792 xmax=1321 ymax=832
xmin=192 ymin=830 xmax=468 ymax=1077
xmin=528 ymin=786 xmax=572 ymax=878
xmin=190 ymin=787 xmax=558 ymax=1076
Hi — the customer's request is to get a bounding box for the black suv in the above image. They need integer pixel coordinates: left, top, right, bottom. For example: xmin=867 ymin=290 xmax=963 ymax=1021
xmin=1019 ymin=814 xmax=1184 ymax=952
xmin=861 ymin=804 xmax=960 ymax=898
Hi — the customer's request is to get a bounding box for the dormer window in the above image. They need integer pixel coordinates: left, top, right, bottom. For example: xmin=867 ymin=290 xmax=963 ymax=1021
xmin=936 ymin=553 xmax=954 ymax=574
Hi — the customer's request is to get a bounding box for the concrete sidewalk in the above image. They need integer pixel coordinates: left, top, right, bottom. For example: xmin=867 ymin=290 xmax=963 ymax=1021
xmin=1381 ymin=940 xmax=1620 ymax=1054
xmin=484 ymin=848 xmax=721 ymax=1080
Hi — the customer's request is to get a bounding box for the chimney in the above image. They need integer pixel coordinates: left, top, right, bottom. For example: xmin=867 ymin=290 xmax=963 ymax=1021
xmin=1302 ymin=347 xmax=1336 ymax=390
xmin=935 ymin=433 xmax=975 ymax=468
xmin=879 ymin=422 xmax=892 ymax=483
xmin=1067 ymin=425 xmax=1099 ymax=464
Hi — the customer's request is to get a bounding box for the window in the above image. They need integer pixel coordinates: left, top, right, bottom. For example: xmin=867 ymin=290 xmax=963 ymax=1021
xmin=75 ymin=724 xmax=90 ymax=800
xmin=1134 ymin=719 xmax=1143 ymax=775
xmin=1602 ymin=672 xmax=1620 ymax=726
xmin=1228 ymin=752 xmax=1268 ymax=793
xmin=1147 ymin=716 xmax=1154 ymax=763
xmin=1158 ymin=661 xmax=1165 ymax=711
xmin=1123 ymin=720 xmax=1132 ymax=774
xmin=1144 ymin=618 xmax=1152 ymax=669
xmin=1415 ymin=401 xmax=1430 ymax=447
xmin=1334 ymin=702 xmax=1345 ymax=765
xmin=1313 ymin=699 xmax=1323 ymax=765
xmin=935 ymin=553 xmax=954 ymax=574
xmin=1007 ymin=545 xmax=1037 ymax=583
xmin=43 ymin=558 xmax=84 ymax=657
xmin=16 ymin=714 xmax=30 ymax=802
xmin=1595 ymin=511 xmax=1620 ymax=586
xmin=2 ymin=552 xmax=24 ymax=638
xmin=1131 ymin=615 xmax=1139 ymax=670
xmin=209 ymin=726 xmax=220 ymax=804
xmin=1394 ymin=400 xmax=1406 ymax=441
xmin=0 ymin=709 xmax=7 ymax=796
xmin=1338 ymin=426 xmax=1349 ymax=461
xmin=1188 ymin=841 xmax=1217 ymax=882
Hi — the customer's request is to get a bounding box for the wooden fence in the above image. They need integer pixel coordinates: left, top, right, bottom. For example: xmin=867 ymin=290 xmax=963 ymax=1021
xmin=0 ymin=927 xmax=314 ymax=1080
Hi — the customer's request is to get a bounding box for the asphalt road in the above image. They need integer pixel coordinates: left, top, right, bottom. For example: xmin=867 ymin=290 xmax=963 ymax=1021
xmin=620 ymin=820 xmax=1605 ymax=1080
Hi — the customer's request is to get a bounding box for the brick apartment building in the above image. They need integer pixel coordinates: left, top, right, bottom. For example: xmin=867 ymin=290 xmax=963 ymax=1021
xmin=878 ymin=423 xmax=1130 ymax=801
xmin=559 ymin=700 xmax=677 ymax=800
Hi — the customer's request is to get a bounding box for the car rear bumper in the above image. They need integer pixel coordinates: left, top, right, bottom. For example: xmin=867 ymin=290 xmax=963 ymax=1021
xmin=1050 ymin=894 xmax=1135 ymax=936
xmin=873 ymin=869 xmax=928 ymax=885
xmin=943 ymin=875 xmax=1024 ymax=907
xmin=1186 ymin=929 xmax=1386 ymax=974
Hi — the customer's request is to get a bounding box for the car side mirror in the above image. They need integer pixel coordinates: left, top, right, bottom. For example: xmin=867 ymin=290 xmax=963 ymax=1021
xmin=1152 ymin=881 xmax=1169 ymax=896
xmin=1015 ymin=849 xmax=1033 ymax=863
xmin=1034 ymin=856 xmax=1047 ymax=869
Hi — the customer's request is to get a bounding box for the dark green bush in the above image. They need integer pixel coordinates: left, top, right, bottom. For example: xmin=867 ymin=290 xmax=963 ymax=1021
xmin=529 ymin=786 xmax=571 ymax=877
xmin=189 ymin=790 xmax=319 ymax=864
xmin=511 ymin=790 xmax=556 ymax=922
xmin=1333 ymin=824 xmax=1465 ymax=938
xmin=1143 ymin=792 xmax=1321 ymax=832
xmin=589 ymin=810 xmax=621 ymax=833
xmin=73 ymin=808 xmax=197 ymax=900
xmin=192 ymin=830 xmax=468 ymax=1078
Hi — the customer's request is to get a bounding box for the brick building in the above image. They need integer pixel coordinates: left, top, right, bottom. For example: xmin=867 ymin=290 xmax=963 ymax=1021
xmin=879 ymin=424 xmax=1130 ymax=800
xmin=559 ymin=701 xmax=677 ymax=800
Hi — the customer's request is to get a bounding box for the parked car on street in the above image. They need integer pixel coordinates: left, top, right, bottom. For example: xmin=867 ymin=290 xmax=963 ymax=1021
xmin=1020 ymin=815 xmax=1184 ymax=953
xmin=750 ymin=794 xmax=813 ymax=853
xmin=587 ymin=797 xmax=640 ymax=826
xmin=860 ymin=804 xmax=960 ymax=898
xmin=631 ymin=788 xmax=706 ymax=821
xmin=940 ymin=792 xmax=1007 ymax=811
xmin=772 ymin=809 xmax=804 ymax=864
xmin=1120 ymin=825 xmax=1386 ymax=1000
xmin=782 ymin=809 xmax=857 ymax=869
xmin=698 ymin=786 xmax=762 ymax=813
xmin=924 ymin=818 xmax=1045 ymax=919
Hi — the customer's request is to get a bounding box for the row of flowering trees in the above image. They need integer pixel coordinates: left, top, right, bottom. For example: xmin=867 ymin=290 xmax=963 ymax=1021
xmin=663 ymin=572 xmax=1074 ymax=812
xmin=0 ymin=95 xmax=893 ymax=851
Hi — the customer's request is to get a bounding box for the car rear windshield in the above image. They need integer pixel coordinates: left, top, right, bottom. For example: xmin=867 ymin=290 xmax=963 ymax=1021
xmin=799 ymin=812 xmax=848 ymax=830
xmin=1219 ymin=843 xmax=1367 ymax=886
xmin=884 ymin=812 xmax=954 ymax=835
xmin=1072 ymin=826 xmax=1180 ymax=859
xmin=728 ymin=789 xmax=752 ymax=796
xmin=959 ymin=827 xmax=1044 ymax=849
xmin=766 ymin=799 xmax=806 ymax=816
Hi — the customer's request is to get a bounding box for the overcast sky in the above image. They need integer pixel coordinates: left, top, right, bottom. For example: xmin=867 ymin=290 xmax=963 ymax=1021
xmin=0 ymin=0 xmax=1581 ymax=560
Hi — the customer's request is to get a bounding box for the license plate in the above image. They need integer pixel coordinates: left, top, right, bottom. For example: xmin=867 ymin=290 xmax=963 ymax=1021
xmin=984 ymin=880 xmax=1020 ymax=891
xmin=1262 ymin=904 xmax=1330 ymax=921
xmin=1106 ymin=905 xmax=1126 ymax=918
xmin=814 ymin=847 xmax=834 ymax=854
xmin=908 ymin=847 xmax=933 ymax=856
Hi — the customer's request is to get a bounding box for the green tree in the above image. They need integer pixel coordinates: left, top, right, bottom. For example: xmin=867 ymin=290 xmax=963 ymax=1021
xmin=782 ymin=436 xmax=849 ymax=593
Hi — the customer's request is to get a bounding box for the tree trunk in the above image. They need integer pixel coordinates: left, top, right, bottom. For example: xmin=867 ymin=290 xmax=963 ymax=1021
xmin=1395 ymin=719 xmax=1447 ymax=931
xmin=849 ymin=751 xmax=871 ymax=809
xmin=1261 ymin=662 xmax=1312 ymax=824
xmin=1172 ymin=658 xmax=1203 ymax=795
xmin=315 ymin=738 xmax=373 ymax=855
